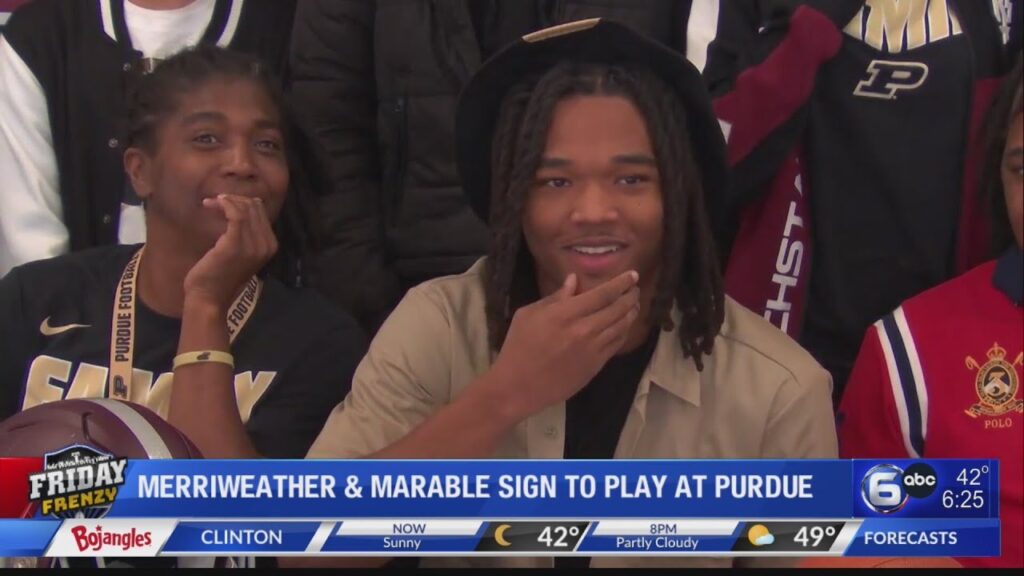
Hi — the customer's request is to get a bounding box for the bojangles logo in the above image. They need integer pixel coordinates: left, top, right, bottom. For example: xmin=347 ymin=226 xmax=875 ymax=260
xmin=965 ymin=343 xmax=1024 ymax=418
xmin=71 ymin=525 xmax=152 ymax=552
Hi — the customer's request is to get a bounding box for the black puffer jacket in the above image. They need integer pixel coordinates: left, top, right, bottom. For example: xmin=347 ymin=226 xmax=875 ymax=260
xmin=290 ymin=0 xmax=690 ymax=330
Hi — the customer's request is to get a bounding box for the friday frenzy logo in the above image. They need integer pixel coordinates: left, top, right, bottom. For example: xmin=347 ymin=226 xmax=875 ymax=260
xmin=27 ymin=446 xmax=127 ymax=518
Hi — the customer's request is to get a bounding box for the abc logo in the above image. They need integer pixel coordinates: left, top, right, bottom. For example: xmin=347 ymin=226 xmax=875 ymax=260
xmin=861 ymin=463 xmax=938 ymax=514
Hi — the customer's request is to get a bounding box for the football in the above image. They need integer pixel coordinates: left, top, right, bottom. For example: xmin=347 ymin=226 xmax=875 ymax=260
xmin=0 ymin=398 xmax=201 ymax=460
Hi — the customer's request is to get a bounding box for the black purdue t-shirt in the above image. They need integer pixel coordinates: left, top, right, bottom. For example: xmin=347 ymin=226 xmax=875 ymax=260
xmin=0 ymin=244 xmax=367 ymax=458
xmin=802 ymin=1 xmax=974 ymax=390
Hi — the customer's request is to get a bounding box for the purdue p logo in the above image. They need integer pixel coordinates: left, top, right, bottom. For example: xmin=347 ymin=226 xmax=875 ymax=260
xmin=854 ymin=60 xmax=929 ymax=100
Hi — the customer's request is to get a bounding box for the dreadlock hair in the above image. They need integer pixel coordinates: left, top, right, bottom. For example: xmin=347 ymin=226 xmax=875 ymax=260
xmin=484 ymin=61 xmax=725 ymax=370
xmin=121 ymin=44 xmax=316 ymax=287
xmin=979 ymin=54 xmax=1023 ymax=256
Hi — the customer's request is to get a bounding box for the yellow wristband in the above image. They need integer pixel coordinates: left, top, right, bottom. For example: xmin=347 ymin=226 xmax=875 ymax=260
xmin=172 ymin=350 xmax=234 ymax=370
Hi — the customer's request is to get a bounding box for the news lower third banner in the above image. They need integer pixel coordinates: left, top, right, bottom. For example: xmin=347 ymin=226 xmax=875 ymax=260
xmin=0 ymin=459 xmax=1000 ymax=558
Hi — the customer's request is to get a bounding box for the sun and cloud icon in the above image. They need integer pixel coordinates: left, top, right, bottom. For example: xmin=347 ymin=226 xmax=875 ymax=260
xmin=747 ymin=524 xmax=775 ymax=547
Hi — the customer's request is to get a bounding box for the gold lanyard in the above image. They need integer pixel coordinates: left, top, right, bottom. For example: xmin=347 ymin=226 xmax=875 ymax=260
xmin=108 ymin=246 xmax=262 ymax=400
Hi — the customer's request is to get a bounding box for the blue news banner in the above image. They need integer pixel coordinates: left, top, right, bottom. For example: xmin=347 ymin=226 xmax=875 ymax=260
xmin=0 ymin=459 xmax=999 ymax=558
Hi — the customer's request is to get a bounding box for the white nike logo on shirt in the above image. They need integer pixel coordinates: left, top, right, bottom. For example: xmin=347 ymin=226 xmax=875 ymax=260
xmin=40 ymin=317 xmax=91 ymax=336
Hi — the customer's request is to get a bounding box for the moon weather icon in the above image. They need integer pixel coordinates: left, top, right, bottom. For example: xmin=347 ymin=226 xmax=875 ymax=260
xmin=494 ymin=524 xmax=513 ymax=547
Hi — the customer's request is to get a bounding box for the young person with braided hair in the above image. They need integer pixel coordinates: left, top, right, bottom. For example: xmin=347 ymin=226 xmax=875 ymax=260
xmin=0 ymin=46 xmax=366 ymax=463
xmin=261 ymin=20 xmax=838 ymax=570
xmin=0 ymin=0 xmax=297 ymax=278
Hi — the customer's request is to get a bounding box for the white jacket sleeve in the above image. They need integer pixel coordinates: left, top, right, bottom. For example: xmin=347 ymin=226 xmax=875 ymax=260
xmin=0 ymin=36 xmax=67 ymax=276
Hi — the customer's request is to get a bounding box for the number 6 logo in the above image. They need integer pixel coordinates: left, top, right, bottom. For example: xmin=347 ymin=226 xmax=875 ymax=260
xmin=862 ymin=464 xmax=909 ymax=514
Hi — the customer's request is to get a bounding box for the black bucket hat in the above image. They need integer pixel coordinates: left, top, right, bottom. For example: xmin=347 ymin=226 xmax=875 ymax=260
xmin=455 ymin=18 xmax=729 ymax=228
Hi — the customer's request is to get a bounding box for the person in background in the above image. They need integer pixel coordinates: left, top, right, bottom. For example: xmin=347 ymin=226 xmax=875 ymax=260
xmin=0 ymin=0 xmax=296 ymax=278
xmin=705 ymin=0 xmax=1022 ymax=404
xmin=838 ymin=57 xmax=1023 ymax=569
xmin=0 ymin=46 xmax=366 ymax=462
xmin=288 ymin=0 xmax=715 ymax=331
xmin=0 ymin=0 xmax=30 ymax=33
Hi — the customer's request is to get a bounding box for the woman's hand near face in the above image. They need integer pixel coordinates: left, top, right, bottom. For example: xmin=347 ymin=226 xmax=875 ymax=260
xmin=183 ymin=193 xmax=278 ymax=312
xmin=172 ymin=193 xmax=276 ymax=459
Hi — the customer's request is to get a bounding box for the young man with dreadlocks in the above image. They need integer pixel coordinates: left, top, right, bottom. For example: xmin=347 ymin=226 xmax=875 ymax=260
xmin=291 ymin=19 xmax=837 ymax=569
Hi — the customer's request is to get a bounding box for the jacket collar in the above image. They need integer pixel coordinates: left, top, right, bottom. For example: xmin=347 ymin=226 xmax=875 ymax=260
xmin=993 ymin=246 xmax=1023 ymax=306
xmin=641 ymin=307 xmax=703 ymax=407
xmin=99 ymin=0 xmax=242 ymax=52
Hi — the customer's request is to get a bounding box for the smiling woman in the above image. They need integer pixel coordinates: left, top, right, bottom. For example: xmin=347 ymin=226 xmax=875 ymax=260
xmin=121 ymin=50 xmax=291 ymax=316
xmin=0 ymin=0 xmax=297 ymax=279
xmin=0 ymin=47 xmax=367 ymax=464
